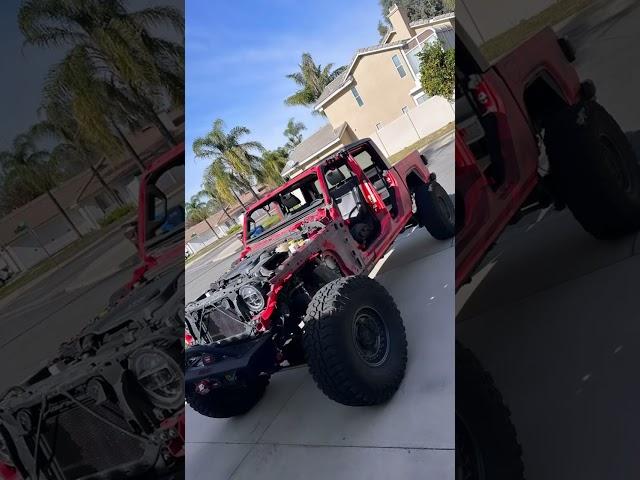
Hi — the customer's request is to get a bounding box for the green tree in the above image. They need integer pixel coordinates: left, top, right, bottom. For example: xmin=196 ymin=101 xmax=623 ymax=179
xmin=418 ymin=41 xmax=455 ymax=99
xmin=193 ymin=119 xmax=263 ymax=201
xmin=285 ymin=53 xmax=346 ymax=110
xmin=199 ymin=174 xmax=240 ymax=223
xmin=283 ymin=118 xmax=306 ymax=151
xmin=186 ymin=193 xmax=219 ymax=238
xmin=377 ymin=0 xmax=453 ymax=37
xmin=18 ymin=0 xmax=184 ymax=147
xmin=258 ymin=148 xmax=289 ymax=189
xmin=41 ymin=50 xmax=147 ymax=173
xmin=0 ymin=131 xmax=82 ymax=236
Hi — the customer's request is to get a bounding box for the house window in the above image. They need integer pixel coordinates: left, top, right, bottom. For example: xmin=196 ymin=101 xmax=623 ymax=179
xmin=416 ymin=94 xmax=428 ymax=105
xmin=402 ymin=106 xmax=409 ymax=114
xmin=392 ymin=54 xmax=407 ymax=78
xmin=406 ymin=33 xmax=439 ymax=75
xmin=351 ymin=86 xmax=364 ymax=107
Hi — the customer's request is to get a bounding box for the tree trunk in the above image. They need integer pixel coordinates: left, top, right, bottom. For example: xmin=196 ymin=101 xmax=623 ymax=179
xmin=111 ymin=120 xmax=145 ymax=173
xmin=231 ymin=189 xmax=247 ymax=210
xmin=150 ymin=110 xmax=177 ymax=147
xmin=46 ymin=189 xmax=83 ymax=238
xmin=237 ymin=179 xmax=260 ymax=202
xmin=222 ymin=207 xmax=236 ymax=224
xmin=89 ymin=163 xmax=124 ymax=207
xmin=204 ymin=218 xmax=220 ymax=239
xmin=131 ymin=84 xmax=177 ymax=147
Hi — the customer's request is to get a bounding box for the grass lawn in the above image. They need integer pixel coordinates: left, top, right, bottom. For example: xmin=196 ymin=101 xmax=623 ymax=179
xmin=480 ymin=0 xmax=593 ymax=61
xmin=388 ymin=122 xmax=454 ymax=165
xmin=0 ymin=214 xmax=135 ymax=300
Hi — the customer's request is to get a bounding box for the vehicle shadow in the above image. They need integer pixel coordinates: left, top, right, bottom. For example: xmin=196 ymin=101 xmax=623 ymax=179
xmin=625 ymin=130 xmax=640 ymax=163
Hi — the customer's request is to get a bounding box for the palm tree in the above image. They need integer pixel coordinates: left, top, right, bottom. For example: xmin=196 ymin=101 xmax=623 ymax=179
xmin=18 ymin=0 xmax=184 ymax=146
xmin=186 ymin=194 xmax=219 ymax=239
xmin=203 ymin=162 xmax=246 ymax=212
xmin=198 ymin=184 xmax=238 ymax=225
xmin=31 ymin=119 xmax=124 ymax=207
xmin=285 ymin=53 xmax=346 ymax=109
xmin=258 ymin=148 xmax=288 ymax=188
xmin=284 ymin=118 xmax=306 ymax=151
xmin=40 ymin=51 xmax=147 ymax=173
xmin=0 ymin=132 xmax=82 ymax=237
xmin=192 ymin=119 xmax=264 ymax=201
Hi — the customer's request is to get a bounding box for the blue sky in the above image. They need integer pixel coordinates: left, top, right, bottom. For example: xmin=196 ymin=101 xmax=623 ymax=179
xmin=185 ymin=0 xmax=382 ymax=198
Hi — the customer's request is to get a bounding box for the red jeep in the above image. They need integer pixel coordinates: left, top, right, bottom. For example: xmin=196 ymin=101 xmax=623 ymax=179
xmin=0 ymin=144 xmax=186 ymax=480
xmin=185 ymin=138 xmax=455 ymax=417
xmin=456 ymin=26 xmax=640 ymax=289
xmin=110 ymin=143 xmax=186 ymax=305
xmin=455 ymin=25 xmax=640 ymax=480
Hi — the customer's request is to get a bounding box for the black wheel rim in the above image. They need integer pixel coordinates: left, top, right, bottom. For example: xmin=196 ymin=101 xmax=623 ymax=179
xmin=351 ymin=307 xmax=389 ymax=367
xmin=600 ymin=134 xmax=631 ymax=193
xmin=456 ymin=415 xmax=485 ymax=480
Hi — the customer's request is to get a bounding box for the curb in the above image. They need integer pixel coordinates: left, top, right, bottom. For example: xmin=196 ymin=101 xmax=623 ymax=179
xmin=64 ymin=264 xmax=128 ymax=293
xmin=185 ymin=235 xmax=239 ymax=270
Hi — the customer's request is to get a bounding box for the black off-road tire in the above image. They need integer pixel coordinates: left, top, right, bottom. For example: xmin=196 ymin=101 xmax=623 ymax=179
xmin=544 ymin=100 xmax=640 ymax=238
xmin=415 ymin=181 xmax=455 ymax=240
xmin=303 ymin=276 xmax=407 ymax=406
xmin=456 ymin=343 xmax=524 ymax=480
xmin=185 ymin=376 xmax=268 ymax=418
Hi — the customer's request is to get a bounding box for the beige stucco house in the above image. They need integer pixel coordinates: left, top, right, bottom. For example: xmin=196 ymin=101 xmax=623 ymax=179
xmin=283 ymin=5 xmax=454 ymax=177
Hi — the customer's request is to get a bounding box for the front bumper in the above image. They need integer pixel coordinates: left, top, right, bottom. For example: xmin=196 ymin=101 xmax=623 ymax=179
xmin=185 ymin=333 xmax=277 ymax=389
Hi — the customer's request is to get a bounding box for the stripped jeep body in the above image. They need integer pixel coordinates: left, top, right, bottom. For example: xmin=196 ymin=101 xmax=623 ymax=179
xmin=185 ymin=138 xmax=451 ymax=413
xmin=455 ymin=26 xmax=640 ymax=288
xmin=186 ymin=139 xmax=432 ymax=342
xmin=0 ymin=145 xmax=186 ymax=479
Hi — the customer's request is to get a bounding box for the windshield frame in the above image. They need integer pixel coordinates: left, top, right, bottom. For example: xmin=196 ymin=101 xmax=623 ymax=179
xmin=243 ymin=168 xmax=330 ymax=245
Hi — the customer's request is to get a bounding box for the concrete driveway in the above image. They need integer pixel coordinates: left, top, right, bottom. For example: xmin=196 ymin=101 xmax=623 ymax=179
xmin=185 ymin=135 xmax=455 ymax=480
xmin=457 ymin=2 xmax=640 ymax=478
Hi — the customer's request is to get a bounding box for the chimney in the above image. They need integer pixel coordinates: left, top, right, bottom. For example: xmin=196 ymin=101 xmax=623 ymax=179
xmin=387 ymin=4 xmax=416 ymax=41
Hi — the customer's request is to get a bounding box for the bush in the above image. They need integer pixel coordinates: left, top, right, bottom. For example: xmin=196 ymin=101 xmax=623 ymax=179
xmin=227 ymin=224 xmax=241 ymax=235
xmin=418 ymin=41 xmax=455 ymax=100
xmin=261 ymin=214 xmax=281 ymax=229
xmin=99 ymin=204 xmax=135 ymax=227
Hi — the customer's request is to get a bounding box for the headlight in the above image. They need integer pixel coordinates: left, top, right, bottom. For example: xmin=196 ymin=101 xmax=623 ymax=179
xmin=131 ymin=349 xmax=182 ymax=408
xmin=239 ymin=284 xmax=265 ymax=311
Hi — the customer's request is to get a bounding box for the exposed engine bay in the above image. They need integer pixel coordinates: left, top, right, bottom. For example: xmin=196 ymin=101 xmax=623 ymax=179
xmin=184 ymin=219 xmax=368 ymax=368
xmin=0 ymin=266 xmax=185 ymax=480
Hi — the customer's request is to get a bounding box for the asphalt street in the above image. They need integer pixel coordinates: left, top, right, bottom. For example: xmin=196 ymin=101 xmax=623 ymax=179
xmin=456 ymin=1 xmax=640 ymax=478
xmin=0 ymin=229 xmax=135 ymax=389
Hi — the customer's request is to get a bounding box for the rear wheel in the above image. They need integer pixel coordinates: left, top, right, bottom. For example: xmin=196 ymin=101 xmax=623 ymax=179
xmin=544 ymin=100 xmax=640 ymax=238
xmin=415 ymin=181 xmax=455 ymax=240
xmin=456 ymin=343 xmax=524 ymax=480
xmin=303 ymin=276 xmax=407 ymax=406
xmin=185 ymin=376 xmax=268 ymax=418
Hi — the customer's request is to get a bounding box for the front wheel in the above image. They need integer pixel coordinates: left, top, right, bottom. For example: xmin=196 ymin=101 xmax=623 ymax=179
xmin=544 ymin=100 xmax=640 ymax=238
xmin=185 ymin=375 xmax=268 ymax=418
xmin=303 ymin=276 xmax=407 ymax=406
xmin=415 ymin=181 xmax=455 ymax=240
